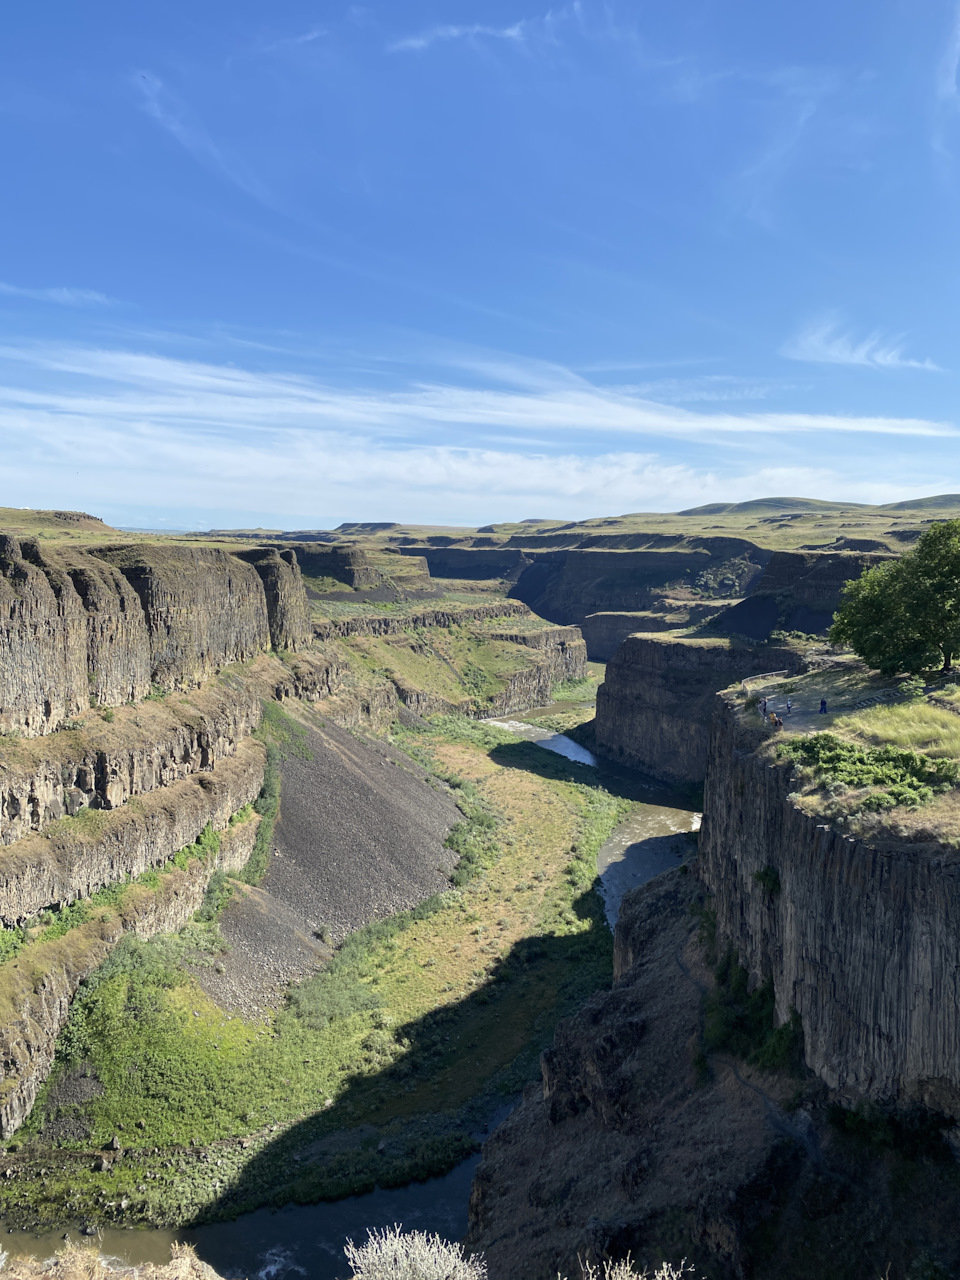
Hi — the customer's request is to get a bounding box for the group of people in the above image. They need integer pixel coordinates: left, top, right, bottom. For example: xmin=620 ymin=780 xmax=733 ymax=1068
xmin=757 ymin=694 xmax=828 ymax=728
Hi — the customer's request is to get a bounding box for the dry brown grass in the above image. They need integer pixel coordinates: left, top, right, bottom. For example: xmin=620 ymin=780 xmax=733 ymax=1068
xmin=1 ymin=1242 xmax=223 ymax=1280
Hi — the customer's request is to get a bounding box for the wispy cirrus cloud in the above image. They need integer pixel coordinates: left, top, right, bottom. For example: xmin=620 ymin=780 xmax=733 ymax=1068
xmin=0 ymin=340 xmax=953 ymax=441
xmin=0 ymin=341 xmax=956 ymax=525
xmin=135 ymin=72 xmax=274 ymax=207
xmin=389 ymin=22 xmax=526 ymax=53
xmin=260 ymin=26 xmax=326 ymax=54
xmin=781 ymin=318 xmax=941 ymax=372
xmin=0 ymin=282 xmax=112 ymax=307
xmin=934 ymin=3 xmax=960 ymax=156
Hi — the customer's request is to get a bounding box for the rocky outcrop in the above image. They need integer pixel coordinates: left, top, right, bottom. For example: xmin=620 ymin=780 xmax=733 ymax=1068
xmin=594 ymin=636 xmax=799 ymax=784
xmin=312 ymin=601 xmax=530 ymax=640
xmin=234 ymin=548 xmax=311 ymax=652
xmin=467 ymin=869 xmax=779 ymax=1280
xmin=94 ymin=545 xmax=270 ymax=689
xmin=0 ymin=539 xmax=312 ymax=736
xmin=0 ymin=651 xmax=346 ymax=849
xmin=710 ymin=550 xmax=892 ymax=639
xmin=397 ymin=546 xmax=532 ymax=581
xmin=0 ymin=739 xmax=265 ymax=925
xmin=699 ymin=696 xmax=960 ymax=1116
xmin=0 ymin=816 xmax=258 ymax=1137
xmin=0 ymin=538 xmax=90 ymax=737
xmin=508 ymin=545 xmax=769 ymax=626
xmin=579 ymin=607 xmax=725 ymax=660
xmin=57 ymin=547 xmax=152 ymax=707
xmin=0 ymin=683 xmax=261 ymax=846
xmin=291 ymin=544 xmax=386 ymax=589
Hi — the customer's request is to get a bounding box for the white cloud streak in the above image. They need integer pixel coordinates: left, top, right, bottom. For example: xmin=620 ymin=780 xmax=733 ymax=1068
xmin=781 ymin=319 xmax=941 ymax=372
xmin=389 ymin=22 xmax=526 ymax=53
xmin=0 ymin=342 xmax=953 ymax=440
xmin=0 ymin=341 xmax=956 ymax=524
xmin=0 ymin=282 xmax=111 ymax=307
xmin=135 ymin=73 xmax=273 ymax=207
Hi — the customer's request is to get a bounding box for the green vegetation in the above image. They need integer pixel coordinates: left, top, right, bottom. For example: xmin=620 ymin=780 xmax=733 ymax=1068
xmin=833 ymin=700 xmax=960 ymax=758
xmin=831 ymin=519 xmax=960 ymax=674
xmin=550 ymin=675 xmax=598 ymax=701
xmin=8 ymin=713 xmax=630 ymax=1228
xmin=778 ymin=732 xmax=959 ymax=811
xmin=752 ymin=866 xmax=781 ymax=895
xmin=704 ymin=951 xmax=803 ymax=1073
xmin=236 ymin=701 xmax=308 ymax=884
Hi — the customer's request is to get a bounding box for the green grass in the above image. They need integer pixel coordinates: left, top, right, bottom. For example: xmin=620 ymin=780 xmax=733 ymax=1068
xmin=834 ymin=700 xmax=960 ymax=759
xmin=7 ymin=714 xmax=631 ymax=1228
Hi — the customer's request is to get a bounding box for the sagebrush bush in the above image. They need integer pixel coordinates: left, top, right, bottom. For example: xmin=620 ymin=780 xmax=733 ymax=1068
xmin=343 ymin=1226 xmax=486 ymax=1280
xmin=342 ymin=1229 xmax=698 ymax=1280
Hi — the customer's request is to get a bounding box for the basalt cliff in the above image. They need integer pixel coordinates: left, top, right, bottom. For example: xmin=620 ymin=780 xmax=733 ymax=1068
xmin=0 ymin=526 xmax=586 ymax=1146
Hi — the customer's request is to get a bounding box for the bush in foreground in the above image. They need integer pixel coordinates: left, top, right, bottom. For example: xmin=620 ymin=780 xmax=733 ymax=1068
xmin=343 ymin=1227 xmax=697 ymax=1280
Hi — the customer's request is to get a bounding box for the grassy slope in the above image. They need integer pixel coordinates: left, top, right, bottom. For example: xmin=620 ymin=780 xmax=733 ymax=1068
xmin=738 ymin=664 xmax=960 ymax=841
xmin=2 ymin=718 xmax=630 ymax=1229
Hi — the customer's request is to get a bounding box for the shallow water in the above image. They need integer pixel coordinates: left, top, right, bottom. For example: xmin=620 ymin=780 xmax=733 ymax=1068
xmin=595 ymin=807 xmax=700 ymax=927
xmin=481 ymin=716 xmax=600 ymax=766
xmin=0 ymin=1157 xmax=480 ymax=1279
xmin=483 ymin=706 xmax=701 ymax=925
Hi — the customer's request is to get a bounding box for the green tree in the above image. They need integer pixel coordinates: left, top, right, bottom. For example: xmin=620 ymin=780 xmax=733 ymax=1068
xmin=830 ymin=520 xmax=960 ymax=675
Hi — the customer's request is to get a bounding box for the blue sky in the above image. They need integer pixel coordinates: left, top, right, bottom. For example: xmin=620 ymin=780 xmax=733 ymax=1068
xmin=3 ymin=1 xmax=960 ymax=529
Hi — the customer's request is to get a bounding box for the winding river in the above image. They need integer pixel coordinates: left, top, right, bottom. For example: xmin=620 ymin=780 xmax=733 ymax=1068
xmin=0 ymin=703 xmax=699 ymax=1279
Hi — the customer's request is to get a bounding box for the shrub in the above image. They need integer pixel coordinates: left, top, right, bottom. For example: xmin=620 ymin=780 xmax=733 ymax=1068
xmin=752 ymin=866 xmax=781 ymax=895
xmin=344 ymin=1227 xmax=486 ymax=1280
xmin=778 ymin=732 xmax=958 ymax=810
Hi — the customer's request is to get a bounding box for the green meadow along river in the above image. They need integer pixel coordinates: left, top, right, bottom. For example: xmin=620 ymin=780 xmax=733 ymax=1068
xmin=1 ymin=704 xmax=699 ymax=1280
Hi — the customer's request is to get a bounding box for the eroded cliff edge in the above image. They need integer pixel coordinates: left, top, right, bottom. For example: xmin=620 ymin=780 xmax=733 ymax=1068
xmin=699 ymin=693 xmax=960 ymax=1116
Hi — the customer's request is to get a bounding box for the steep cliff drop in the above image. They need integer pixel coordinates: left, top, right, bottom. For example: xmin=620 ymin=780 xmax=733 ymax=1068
xmin=470 ymin=665 xmax=960 ymax=1279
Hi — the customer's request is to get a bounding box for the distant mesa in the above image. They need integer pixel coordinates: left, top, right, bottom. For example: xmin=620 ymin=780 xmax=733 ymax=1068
xmin=334 ymin=521 xmax=401 ymax=533
xmin=677 ymin=497 xmax=868 ymax=517
xmin=0 ymin=507 xmax=115 ymax=532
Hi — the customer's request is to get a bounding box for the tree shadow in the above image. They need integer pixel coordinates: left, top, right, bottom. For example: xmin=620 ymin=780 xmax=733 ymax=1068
xmin=200 ymin=886 xmax=609 ymax=1225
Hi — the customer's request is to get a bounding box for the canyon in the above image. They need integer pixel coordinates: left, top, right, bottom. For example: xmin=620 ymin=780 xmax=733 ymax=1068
xmin=2 ymin=497 xmax=960 ymax=1279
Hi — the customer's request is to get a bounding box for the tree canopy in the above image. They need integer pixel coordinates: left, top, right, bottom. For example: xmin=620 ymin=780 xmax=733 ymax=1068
xmin=830 ymin=520 xmax=960 ymax=675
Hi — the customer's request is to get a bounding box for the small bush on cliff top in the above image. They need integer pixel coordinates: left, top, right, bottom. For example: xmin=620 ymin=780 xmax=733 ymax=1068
xmin=778 ymin=732 xmax=958 ymax=810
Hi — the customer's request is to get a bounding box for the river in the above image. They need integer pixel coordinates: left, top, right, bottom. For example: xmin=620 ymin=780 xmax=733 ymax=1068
xmin=1 ymin=702 xmax=699 ymax=1278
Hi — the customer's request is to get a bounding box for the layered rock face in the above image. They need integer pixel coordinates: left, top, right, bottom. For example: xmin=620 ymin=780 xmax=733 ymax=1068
xmin=579 ymin=606 xmax=725 ymax=660
xmin=96 ymin=545 xmax=270 ymax=688
xmin=398 ymin=546 xmax=532 ymax=580
xmin=0 ymin=538 xmax=90 ymax=736
xmin=0 ymin=738 xmax=265 ymax=925
xmin=699 ymin=697 xmax=960 ymax=1116
xmin=234 ymin=547 xmax=311 ymax=651
xmin=0 ymin=540 xmax=312 ymax=736
xmin=0 ymin=681 xmax=263 ymax=846
xmin=0 ymin=816 xmax=258 ymax=1137
xmin=594 ymin=636 xmax=799 ymax=783
xmin=467 ymin=869 xmax=779 ymax=1280
xmin=312 ymin=600 xmax=530 ymax=641
xmin=57 ymin=547 xmax=153 ymax=707
xmin=711 ymin=550 xmax=891 ymax=639
xmin=292 ymin=544 xmax=387 ymax=588
xmin=508 ymin=544 xmax=768 ymax=626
